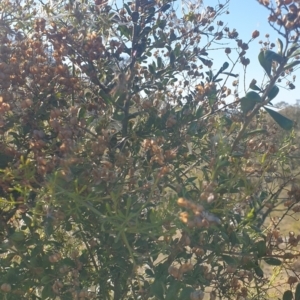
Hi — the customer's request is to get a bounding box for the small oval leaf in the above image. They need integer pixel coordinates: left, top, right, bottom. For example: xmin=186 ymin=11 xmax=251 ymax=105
xmin=254 ymin=266 xmax=264 ymax=278
xmin=282 ymin=290 xmax=293 ymax=300
xmin=267 ymin=85 xmax=279 ymax=101
xmin=264 ymin=257 xmax=282 ymax=266
xmin=240 ymin=97 xmax=256 ymax=114
xmin=246 ymin=91 xmax=262 ymax=102
xmin=124 ymin=3 xmax=132 ymax=16
xmin=221 ymin=61 xmax=229 ymax=71
xmin=295 ymin=283 xmax=300 ymax=300
xmin=249 ymin=80 xmax=261 ymax=91
xmin=10 ymin=231 xmax=25 ymax=242
xmin=161 ymin=3 xmax=171 ymax=12
xmin=222 ymin=255 xmax=237 ymax=266
xmin=265 ymin=50 xmax=282 ymax=63
xmin=258 ymin=50 xmax=272 ymax=76
xmin=255 ymin=240 xmax=267 ymax=258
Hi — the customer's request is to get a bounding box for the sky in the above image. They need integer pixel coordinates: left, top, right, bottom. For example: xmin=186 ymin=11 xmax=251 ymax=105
xmin=210 ymin=0 xmax=300 ymax=106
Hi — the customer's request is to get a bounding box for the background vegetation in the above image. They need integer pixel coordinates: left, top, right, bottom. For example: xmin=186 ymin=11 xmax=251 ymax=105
xmin=0 ymin=0 xmax=300 ymax=299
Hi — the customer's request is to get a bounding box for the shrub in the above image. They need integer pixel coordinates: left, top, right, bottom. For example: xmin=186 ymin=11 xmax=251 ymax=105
xmin=0 ymin=0 xmax=300 ymax=299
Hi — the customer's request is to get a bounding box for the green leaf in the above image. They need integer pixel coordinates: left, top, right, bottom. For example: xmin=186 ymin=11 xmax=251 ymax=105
xmin=244 ymin=129 xmax=267 ymax=137
xmin=151 ymin=280 xmax=164 ymax=299
xmin=199 ymin=57 xmax=212 ymax=68
xmin=264 ymin=257 xmax=282 ymax=266
xmin=222 ymin=255 xmax=237 ymax=265
xmin=287 ymin=43 xmax=300 ymax=57
xmin=289 ymin=49 xmax=300 ymax=58
xmin=246 ymin=91 xmax=262 ymax=102
xmin=249 ymin=81 xmax=261 ymax=91
xmin=165 ymin=282 xmax=181 ymax=300
xmin=267 ymin=85 xmax=279 ymax=101
xmin=196 ymin=105 xmax=203 ymax=118
xmin=174 ymin=44 xmax=181 ymax=57
xmin=258 ymin=50 xmax=272 ymax=76
xmin=277 ymin=38 xmax=283 ymax=55
xmin=140 ymin=26 xmax=152 ymax=38
xmin=255 ymin=240 xmax=266 ymax=258
xmin=295 ymin=283 xmax=300 ymax=300
xmin=254 ymin=266 xmax=264 ymax=278
xmin=221 ymin=61 xmax=229 ymax=71
xmin=282 ymin=290 xmax=293 ymax=300
xmin=99 ymin=89 xmax=112 ymax=105
xmin=124 ymin=3 xmax=132 ymax=16
xmin=157 ymin=57 xmax=163 ymax=69
xmin=42 ymin=284 xmax=55 ymax=300
xmin=229 ymin=231 xmax=239 ymax=246
xmin=265 ymin=49 xmax=283 ymax=63
xmin=186 ymin=176 xmax=197 ymax=183
xmin=161 ymin=3 xmax=171 ymax=12
xmin=118 ymin=25 xmax=132 ymax=39
xmin=264 ymin=107 xmax=294 ymax=130
xmin=10 ymin=231 xmax=25 ymax=242
xmin=77 ymin=107 xmax=86 ymax=119
xmin=284 ymin=60 xmax=300 ymax=70
xmin=241 ymin=208 xmax=256 ymax=226
xmin=240 ymin=92 xmax=261 ymax=114
xmin=41 ymin=275 xmax=52 ymax=284
xmin=149 ymin=64 xmax=155 ymax=75
xmin=206 ymin=70 xmax=213 ymax=81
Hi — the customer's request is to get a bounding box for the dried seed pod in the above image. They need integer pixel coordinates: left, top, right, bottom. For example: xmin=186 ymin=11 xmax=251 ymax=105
xmin=287 ymin=275 xmax=298 ymax=285
xmin=168 ymin=265 xmax=181 ymax=279
xmin=179 ymin=262 xmax=193 ymax=273
xmin=252 ymin=30 xmax=260 ymax=38
xmin=1 ymin=283 xmax=11 ymax=293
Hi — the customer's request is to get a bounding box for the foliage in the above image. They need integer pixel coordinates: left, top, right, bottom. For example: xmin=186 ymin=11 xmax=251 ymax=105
xmin=0 ymin=0 xmax=300 ymax=299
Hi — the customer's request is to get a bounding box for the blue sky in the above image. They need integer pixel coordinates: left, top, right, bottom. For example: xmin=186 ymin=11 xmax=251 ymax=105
xmin=169 ymin=0 xmax=299 ymax=106
xmin=212 ymin=0 xmax=299 ymax=106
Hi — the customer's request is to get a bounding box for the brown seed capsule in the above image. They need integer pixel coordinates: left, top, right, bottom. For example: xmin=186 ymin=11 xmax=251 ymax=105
xmin=287 ymin=276 xmax=298 ymax=285
xmin=252 ymin=30 xmax=260 ymax=39
xmin=168 ymin=266 xmax=181 ymax=279
xmin=179 ymin=262 xmax=193 ymax=273
xmin=1 ymin=283 xmax=11 ymax=293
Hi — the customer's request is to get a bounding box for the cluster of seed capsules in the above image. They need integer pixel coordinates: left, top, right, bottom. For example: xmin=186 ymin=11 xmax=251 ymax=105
xmin=264 ymin=0 xmax=300 ymax=32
